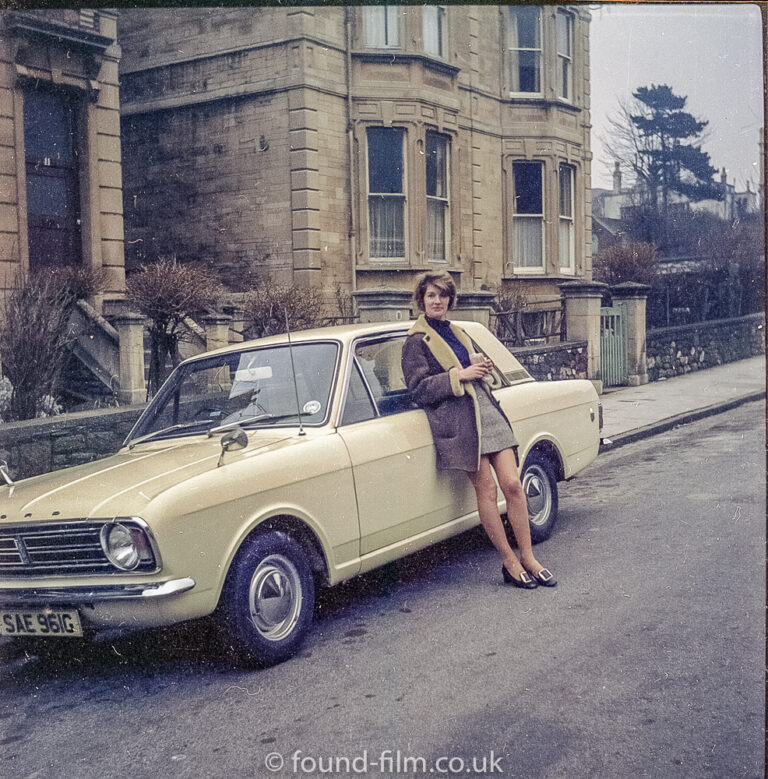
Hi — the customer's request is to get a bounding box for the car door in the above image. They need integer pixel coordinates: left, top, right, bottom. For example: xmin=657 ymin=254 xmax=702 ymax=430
xmin=336 ymin=334 xmax=475 ymax=557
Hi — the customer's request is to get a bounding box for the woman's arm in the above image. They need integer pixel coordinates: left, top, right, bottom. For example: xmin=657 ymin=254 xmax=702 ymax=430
xmin=401 ymin=335 xmax=465 ymax=406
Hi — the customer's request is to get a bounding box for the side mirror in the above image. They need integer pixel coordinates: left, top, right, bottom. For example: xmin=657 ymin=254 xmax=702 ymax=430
xmin=217 ymin=427 xmax=248 ymax=467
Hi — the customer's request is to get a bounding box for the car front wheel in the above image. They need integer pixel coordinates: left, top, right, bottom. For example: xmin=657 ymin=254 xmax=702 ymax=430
xmin=218 ymin=530 xmax=315 ymax=667
xmin=521 ymin=452 xmax=559 ymax=543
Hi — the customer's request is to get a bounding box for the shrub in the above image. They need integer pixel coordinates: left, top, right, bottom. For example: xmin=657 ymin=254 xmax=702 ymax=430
xmin=593 ymin=241 xmax=658 ymax=286
xmin=0 ymin=271 xmax=78 ymax=421
xmin=46 ymin=265 xmax=107 ymax=302
xmin=126 ymin=256 xmax=224 ymax=396
xmin=242 ymin=282 xmax=326 ymax=338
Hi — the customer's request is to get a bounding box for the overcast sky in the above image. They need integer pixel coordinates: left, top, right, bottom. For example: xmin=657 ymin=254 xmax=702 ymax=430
xmin=589 ymin=3 xmax=764 ymax=192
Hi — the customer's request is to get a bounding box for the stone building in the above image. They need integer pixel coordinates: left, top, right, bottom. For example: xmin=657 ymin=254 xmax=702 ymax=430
xmin=0 ymin=9 xmax=125 ymax=308
xmin=118 ymin=5 xmax=593 ymax=320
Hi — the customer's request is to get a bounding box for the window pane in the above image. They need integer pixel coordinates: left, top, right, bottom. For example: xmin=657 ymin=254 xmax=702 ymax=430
xmin=341 ymin=362 xmax=377 ymax=425
xmin=559 ymin=60 xmax=570 ymax=100
xmin=510 ymin=51 xmax=540 ymax=93
xmin=559 ymin=166 xmax=573 ymax=217
xmin=368 ymin=128 xmax=404 ymax=194
xmin=426 ymin=132 xmax=447 ymax=198
xmin=515 ymin=219 xmax=542 ymax=267
xmin=511 ymin=6 xmax=540 ymax=49
xmin=513 ymin=163 xmax=542 ymax=214
xmin=369 ymin=196 xmax=405 ymax=257
xmin=24 ymin=90 xmax=76 ymax=165
xmin=364 ymin=7 xmax=385 ymax=47
xmin=427 ymin=199 xmax=446 ymax=260
xmin=354 ymin=337 xmax=416 ymax=416
xmin=423 ymin=6 xmax=444 ymax=57
xmin=556 ymin=13 xmax=572 ymax=57
xmin=386 ymin=6 xmax=400 ymax=46
xmin=364 ymin=6 xmax=400 ymax=47
xmin=559 ymin=220 xmax=573 ymax=269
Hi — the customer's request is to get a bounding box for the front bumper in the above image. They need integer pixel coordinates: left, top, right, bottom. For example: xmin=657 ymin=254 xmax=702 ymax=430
xmin=0 ymin=577 xmax=195 ymax=605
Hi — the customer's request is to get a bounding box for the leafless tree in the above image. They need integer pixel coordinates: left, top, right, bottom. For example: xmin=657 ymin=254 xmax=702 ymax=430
xmin=126 ymin=256 xmax=223 ymax=396
xmin=0 ymin=271 xmax=79 ymax=420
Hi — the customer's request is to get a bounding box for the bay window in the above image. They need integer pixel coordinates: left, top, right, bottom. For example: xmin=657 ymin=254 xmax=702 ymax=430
xmin=508 ymin=6 xmax=542 ymax=94
xmin=559 ymin=164 xmax=575 ymax=272
xmin=512 ymin=161 xmax=544 ymax=269
xmin=363 ymin=6 xmax=401 ymax=49
xmin=556 ymin=11 xmax=574 ymax=101
xmin=367 ymin=127 xmax=406 ymax=259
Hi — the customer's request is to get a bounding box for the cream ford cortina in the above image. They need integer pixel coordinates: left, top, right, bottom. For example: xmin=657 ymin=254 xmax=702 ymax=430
xmin=0 ymin=321 xmax=601 ymax=665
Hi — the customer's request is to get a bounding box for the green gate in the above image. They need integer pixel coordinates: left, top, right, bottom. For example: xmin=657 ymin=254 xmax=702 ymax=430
xmin=600 ymin=307 xmax=627 ymax=387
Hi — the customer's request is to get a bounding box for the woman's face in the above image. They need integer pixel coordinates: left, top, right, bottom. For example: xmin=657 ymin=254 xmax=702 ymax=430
xmin=423 ymin=283 xmax=450 ymax=320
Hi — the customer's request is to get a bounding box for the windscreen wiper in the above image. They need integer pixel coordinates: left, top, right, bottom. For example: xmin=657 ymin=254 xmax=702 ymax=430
xmin=128 ymin=421 xmax=209 ymax=449
xmin=208 ymin=412 xmax=306 ymax=437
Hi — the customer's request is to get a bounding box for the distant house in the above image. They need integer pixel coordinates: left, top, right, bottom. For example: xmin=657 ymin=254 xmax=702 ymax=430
xmin=592 ymin=161 xmax=759 ymax=256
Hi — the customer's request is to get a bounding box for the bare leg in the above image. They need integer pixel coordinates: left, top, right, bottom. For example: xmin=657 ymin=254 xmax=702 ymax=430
xmin=467 ymin=456 xmax=526 ymax=578
xmin=488 ymin=449 xmax=546 ymax=576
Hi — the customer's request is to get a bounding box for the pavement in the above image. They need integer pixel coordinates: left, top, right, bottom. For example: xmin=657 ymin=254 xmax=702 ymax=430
xmin=599 ymin=354 xmax=765 ymax=450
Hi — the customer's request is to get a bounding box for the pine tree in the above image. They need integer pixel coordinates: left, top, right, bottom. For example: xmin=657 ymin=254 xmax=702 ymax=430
xmin=605 ymin=84 xmax=719 ymax=232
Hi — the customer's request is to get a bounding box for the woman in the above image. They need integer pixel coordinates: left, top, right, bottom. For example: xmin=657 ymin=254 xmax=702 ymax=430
xmin=401 ymin=271 xmax=556 ymax=589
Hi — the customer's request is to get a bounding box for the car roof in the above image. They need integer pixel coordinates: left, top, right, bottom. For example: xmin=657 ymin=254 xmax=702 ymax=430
xmin=185 ymin=319 xmax=485 ymax=362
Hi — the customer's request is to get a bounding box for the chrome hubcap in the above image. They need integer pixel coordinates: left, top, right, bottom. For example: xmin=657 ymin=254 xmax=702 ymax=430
xmin=523 ymin=465 xmax=552 ymax=527
xmin=248 ymin=554 xmax=303 ymax=642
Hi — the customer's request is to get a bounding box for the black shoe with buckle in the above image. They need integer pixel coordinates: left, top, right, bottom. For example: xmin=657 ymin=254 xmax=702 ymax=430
xmin=502 ymin=566 xmax=538 ymax=589
xmin=529 ymin=568 xmax=557 ymax=587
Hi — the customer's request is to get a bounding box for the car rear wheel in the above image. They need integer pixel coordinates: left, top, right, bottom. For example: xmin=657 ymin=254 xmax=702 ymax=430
xmin=521 ymin=451 xmax=559 ymax=543
xmin=217 ymin=530 xmax=315 ymax=667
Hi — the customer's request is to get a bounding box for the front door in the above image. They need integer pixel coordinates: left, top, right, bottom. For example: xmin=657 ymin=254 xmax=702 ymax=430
xmin=24 ymin=87 xmax=82 ymax=272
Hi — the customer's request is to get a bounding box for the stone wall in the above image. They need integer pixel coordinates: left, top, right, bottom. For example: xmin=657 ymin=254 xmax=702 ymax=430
xmin=646 ymin=313 xmax=765 ymax=381
xmin=0 ymin=405 xmax=145 ymax=481
xmin=510 ymin=340 xmax=589 ymax=382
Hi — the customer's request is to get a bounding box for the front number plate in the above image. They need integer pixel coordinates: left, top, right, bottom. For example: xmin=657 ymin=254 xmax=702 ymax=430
xmin=0 ymin=609 xmax=83 ymax=638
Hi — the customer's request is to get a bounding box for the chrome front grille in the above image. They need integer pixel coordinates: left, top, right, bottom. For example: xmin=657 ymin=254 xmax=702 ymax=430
xmin=0 ymin=521 xmax=157 ymax=577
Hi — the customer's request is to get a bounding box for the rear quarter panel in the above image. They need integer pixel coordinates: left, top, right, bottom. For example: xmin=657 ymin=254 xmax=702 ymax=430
xmin=495 ymin=380 xmax=600 ymax=477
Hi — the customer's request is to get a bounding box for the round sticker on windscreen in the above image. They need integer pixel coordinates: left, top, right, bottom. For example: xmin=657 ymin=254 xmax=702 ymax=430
xmin=302 ymin=400 xmax=322 ymax=415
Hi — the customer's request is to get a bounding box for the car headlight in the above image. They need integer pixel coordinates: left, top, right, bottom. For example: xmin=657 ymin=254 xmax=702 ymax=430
xmin=100 ymin=522 xmax=154 ymax=571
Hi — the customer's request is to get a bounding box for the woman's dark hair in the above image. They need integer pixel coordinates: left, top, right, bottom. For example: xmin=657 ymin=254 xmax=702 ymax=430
xmin=412 ymin=271 xmax=457 ymax=313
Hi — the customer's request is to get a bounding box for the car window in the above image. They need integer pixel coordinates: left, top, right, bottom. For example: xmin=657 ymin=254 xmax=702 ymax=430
xmin=128 ymin=342 xmax=339 ymax=443
xmin=353 ymin=336 xmax=418 ymax=417
xmin=340 ymin=361 xmax=377 ymax=425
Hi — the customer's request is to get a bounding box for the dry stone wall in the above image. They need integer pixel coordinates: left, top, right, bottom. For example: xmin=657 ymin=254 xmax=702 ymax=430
xmin=646 ymin=313 xmax=765 ymax=381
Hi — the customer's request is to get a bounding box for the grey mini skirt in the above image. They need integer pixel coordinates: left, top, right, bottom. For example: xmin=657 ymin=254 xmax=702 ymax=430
xmin=475 ymin=382 xmax=518 ymax=455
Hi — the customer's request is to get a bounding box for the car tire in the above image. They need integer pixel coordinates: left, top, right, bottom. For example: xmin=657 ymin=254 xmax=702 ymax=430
xmin=521 ymin=451 xmax=559 ymax=543
xmin=217 ymin=530 xmax=315 ymax=667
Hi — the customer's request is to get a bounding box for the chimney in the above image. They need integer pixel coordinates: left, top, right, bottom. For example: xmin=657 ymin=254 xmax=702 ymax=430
xmin=613 ymin=161 xmax=622 ymax=193
xmin=720 ymin=167 xmax=727 ymax=186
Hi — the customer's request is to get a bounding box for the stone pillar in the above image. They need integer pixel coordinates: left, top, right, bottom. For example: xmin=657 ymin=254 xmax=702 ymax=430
xmin=112 ymin=311 xmax=146 ymax=405
xmin=353 ymin=287 xmax=413 ymax=323
xmin=611 ymin=282 xmax=650 ymax=386
xmin=221 ymin=305 xmax=246 ymax=343
xmin=453 ymin=290 xmax=496 ymax=327
xmin=202 ymin=313 xmax=232 ymax=353
xmin=560 ymin=280 xmax=608 ymax=392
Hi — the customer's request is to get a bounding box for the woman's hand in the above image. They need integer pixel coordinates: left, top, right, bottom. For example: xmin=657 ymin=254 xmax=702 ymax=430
xmin=458 ymin=359 xmax=493 ymax=382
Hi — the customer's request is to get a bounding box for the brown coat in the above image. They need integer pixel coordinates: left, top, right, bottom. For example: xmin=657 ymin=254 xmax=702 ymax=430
xmin=401 ymin=316 xmax=484 ymax=472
